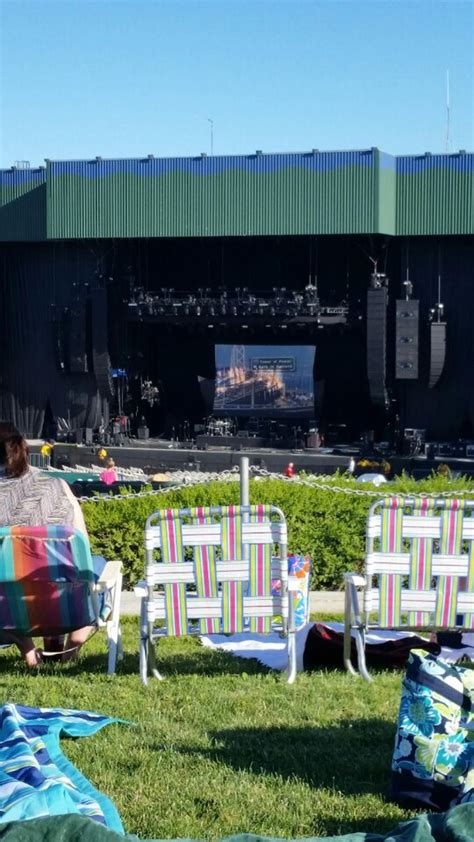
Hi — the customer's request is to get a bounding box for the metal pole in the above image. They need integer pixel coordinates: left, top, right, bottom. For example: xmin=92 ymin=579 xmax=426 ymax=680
xmin=240 ymin=455 xmax=249 ymax=506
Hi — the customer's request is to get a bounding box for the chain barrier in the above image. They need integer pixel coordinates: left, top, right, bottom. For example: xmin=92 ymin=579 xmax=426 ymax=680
xmin=250 ymin=466 xmax=474 ymax=499
xmin=77 ymin=466 xmax=241 ymax=503
xmin=77 ymin=462 xmax=473 ymax=503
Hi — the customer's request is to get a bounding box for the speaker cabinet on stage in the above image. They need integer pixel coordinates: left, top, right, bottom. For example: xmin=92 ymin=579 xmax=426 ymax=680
xmin=84 ymin=427 xmax=93 ymax=446
xmin=137 ymin=425 xmax=150 ymax=441
xmin=429 ymin=322 xmax=447 ymax=388
xmin=366 ymin=287 xmax=388 ymax=406
xmin=395 ymin=300 xmax=419 ymax=379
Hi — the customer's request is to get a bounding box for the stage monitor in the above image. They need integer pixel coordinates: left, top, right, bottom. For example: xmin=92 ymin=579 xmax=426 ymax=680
xmin=214 ymin=344 xmax=315 ymax=417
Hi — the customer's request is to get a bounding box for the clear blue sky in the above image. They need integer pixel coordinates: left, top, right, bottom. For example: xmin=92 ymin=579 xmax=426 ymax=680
xmin=0 ymin=0 xmax=472 ymax=167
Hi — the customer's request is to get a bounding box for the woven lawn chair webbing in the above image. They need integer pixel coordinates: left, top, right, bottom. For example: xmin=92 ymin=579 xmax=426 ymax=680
xmin=379 ymin=497 xmax=403 ymax=626
xmin=372 ymin=497 xmax=474 ymax=631
xmin=191 ymin=507 xmax=219 ymax=635
xmin=408 ymin=498 xmax=435 ymax=626
xmin=221 ymin=506 xmax=244 ymax=633
xmin=249 ymin=504 xmax=272 ymax=634
xmin=435 ymin=499 xmax=464 ymax=628
xmin=157 ymin=510 xmax=188 ymax=636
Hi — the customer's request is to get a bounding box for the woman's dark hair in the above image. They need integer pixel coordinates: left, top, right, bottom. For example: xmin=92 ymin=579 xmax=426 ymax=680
xmin=0 ymin=423 xmax=29 ymax=478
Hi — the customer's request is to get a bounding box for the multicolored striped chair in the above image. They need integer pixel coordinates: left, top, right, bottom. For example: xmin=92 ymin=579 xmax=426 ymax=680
xmin=344 ymin=497 xmax=474 ymax=681
xmin=0 ymin=526 xmax=123 ymax=674
xmin=137 ymin=504 xmax=295 ymax=683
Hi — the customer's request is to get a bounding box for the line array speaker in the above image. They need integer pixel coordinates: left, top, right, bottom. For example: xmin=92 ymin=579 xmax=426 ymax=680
xmin=366 ymin=287 xmax=388 ymax=407
xmin=429 ymin=322 xmax=447 ymax=388
xmin=395 ymin=299 xmax=419 ymax=379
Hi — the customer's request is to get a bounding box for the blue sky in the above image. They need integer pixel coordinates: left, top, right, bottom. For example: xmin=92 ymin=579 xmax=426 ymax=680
xmin=0 ymin=0 xmax=472 ymax=167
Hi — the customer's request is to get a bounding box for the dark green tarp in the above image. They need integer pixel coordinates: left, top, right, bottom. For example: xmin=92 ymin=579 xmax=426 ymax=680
xmin=0 ymin=805 xmax=473 ymax=842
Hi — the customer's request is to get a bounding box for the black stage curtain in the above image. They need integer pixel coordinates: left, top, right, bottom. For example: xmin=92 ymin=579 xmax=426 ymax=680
xmin=0 ymin=243 xmax=108 ymax=438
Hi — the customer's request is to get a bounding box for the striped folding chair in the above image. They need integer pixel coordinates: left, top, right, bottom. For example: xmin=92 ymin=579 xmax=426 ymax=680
xmin=0 ymin=526 xmax=123 ymax=674
xmin=344 ymin=497 xmax=474 ymax=681
xmin=137 ymin=504 xmax=296 ymax=683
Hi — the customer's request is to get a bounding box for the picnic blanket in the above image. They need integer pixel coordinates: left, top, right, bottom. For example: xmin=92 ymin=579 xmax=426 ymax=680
xmin=0 ymin=804 xmax=473 ymax=841
xmin=0 ymin=704 xmax=122 ymax=831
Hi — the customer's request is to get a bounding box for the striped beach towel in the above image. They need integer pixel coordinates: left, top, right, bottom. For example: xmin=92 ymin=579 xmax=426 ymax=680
xmin=0 ymin=704 xmax=123 ymax=830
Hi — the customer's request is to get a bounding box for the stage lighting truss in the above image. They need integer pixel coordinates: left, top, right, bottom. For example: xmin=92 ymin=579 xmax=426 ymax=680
xmin=127 ymin=285 xmax=348 ymax=326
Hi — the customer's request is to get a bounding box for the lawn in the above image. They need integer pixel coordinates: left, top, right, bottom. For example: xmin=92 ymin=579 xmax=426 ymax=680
xmin=0 ymin=617 xmax=417 ymax=841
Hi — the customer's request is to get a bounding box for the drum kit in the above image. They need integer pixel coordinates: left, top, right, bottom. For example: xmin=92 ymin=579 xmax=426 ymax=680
xmin=205 ymin=416 xmax=235 ymax=437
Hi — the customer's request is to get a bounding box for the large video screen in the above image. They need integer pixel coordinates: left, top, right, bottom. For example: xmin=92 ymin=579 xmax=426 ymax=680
xmin=214 ymin=345 xmax=315 ymax=417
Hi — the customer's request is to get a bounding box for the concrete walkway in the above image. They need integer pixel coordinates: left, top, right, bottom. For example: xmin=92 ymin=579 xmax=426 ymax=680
xmin=120 ymin=590 xmax=345 ymax=616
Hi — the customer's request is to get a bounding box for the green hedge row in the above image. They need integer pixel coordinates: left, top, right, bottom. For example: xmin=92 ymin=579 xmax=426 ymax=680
xmin=81 ymin=472 xmax=474 ymax=590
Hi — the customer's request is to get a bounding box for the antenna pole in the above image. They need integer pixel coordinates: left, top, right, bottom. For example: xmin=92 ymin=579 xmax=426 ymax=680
xmin=445 ymin=69 xmax=451 ymax=153
xmin=207 ymin=118 xmax=214 ymax=156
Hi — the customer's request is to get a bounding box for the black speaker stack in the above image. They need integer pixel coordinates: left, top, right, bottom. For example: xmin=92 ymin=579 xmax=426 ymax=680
xmin=395 ymin=300 xmax=419 ymax=379
xmin=366 ymin=285 xmax=389 ymax=407
xmin=429 ymin=322 xmax=447 ymax=388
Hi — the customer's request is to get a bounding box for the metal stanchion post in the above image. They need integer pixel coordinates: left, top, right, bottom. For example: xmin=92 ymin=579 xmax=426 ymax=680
xmin=240 ymin=455 xmax=249 ymax=506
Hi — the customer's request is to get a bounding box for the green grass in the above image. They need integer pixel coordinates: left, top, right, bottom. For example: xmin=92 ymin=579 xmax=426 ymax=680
xmin=0 ymin=618 xmax=417 ymax=840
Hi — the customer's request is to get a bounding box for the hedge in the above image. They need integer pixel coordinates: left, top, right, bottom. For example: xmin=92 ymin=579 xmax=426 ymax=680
xmin=81 ymin=472 xmax=474 ymax=590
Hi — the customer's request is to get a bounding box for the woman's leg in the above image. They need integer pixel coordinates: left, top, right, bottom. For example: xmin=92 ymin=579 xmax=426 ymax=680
xmin=61 ymin=626 xmax=94 ymax=661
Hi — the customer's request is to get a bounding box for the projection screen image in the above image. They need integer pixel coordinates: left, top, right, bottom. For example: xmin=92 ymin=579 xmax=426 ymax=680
xmin=214 ymin=345 xmax=315 ymax=417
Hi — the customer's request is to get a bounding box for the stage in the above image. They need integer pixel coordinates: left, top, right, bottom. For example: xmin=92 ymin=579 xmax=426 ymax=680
xmin=29 ymin=438 xmax=474 ymax=480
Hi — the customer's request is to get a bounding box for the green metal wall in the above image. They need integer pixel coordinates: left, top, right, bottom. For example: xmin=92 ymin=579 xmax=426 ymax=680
xmin=0 ymin=169 xmax=46 ymax=241
xmin=46 ymin=151 xmax=381 ymax=239
xmin=396 ymin=154 xmax=473 ymax=235
xmin=0 ymin=150 xmax=473 ymax=241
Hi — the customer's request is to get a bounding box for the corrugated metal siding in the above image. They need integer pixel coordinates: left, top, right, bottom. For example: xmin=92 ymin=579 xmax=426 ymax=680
xmin=0 ymin=152 xmax=472 ymax=240
xmin=376 ymin=151 xmax=396 ymax=234
xmin=0 ymin=168 xmax=47 ymax=241
xmin=47 ymin=151 xmax=379 ymax=239
xmin=396 ymin=154 xmax=474 ymax=235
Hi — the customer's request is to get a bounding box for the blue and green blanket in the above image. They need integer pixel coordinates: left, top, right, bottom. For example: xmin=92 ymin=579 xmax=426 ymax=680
xmin=0 ymin=704 xmax=122 ymax=831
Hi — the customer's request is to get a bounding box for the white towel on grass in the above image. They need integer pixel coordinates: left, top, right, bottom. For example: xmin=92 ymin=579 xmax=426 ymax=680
xmin=200 ymin=622 xmax=474 ymax=673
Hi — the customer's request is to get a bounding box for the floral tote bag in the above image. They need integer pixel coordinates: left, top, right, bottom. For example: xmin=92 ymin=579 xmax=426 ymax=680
xmin=390 ymin=649 xmax=474 ymax=811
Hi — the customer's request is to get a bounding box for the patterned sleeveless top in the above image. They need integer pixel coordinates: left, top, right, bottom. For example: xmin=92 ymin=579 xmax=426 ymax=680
xmin=0 ymin=468 xmax=75 ymax=527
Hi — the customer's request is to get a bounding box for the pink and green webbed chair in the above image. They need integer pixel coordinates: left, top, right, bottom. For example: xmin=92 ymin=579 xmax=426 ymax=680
xmin=344 ymin=497 xmax=474 ymax=680
xmin=137 ymin=504 xmax=297 ymax=683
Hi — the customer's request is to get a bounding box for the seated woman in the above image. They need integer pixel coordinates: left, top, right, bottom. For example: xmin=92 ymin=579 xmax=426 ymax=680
xmin=0 ymin=423 xmax=95 ymax=668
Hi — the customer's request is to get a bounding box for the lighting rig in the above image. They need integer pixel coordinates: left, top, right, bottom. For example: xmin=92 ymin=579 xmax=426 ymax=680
xmin=127 ymin=284 xmax=348 ymax=326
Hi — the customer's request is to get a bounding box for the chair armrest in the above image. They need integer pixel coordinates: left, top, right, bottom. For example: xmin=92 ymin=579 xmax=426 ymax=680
xmin=134 ymin=581 xmax=147 ymax=598
xmin=94 ymin=560 xmax=122 ymax=590
xmin=344 ymin=572 xmax=366 ymax=588
xmin=344 ymin=572 xmax=365 ymax=626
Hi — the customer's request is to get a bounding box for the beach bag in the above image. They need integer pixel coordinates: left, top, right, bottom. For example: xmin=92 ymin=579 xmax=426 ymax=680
xmin=390 ymin=649 xmax=474 ymax=811
xmin=272 ymin=554 xmax=311 ymax=629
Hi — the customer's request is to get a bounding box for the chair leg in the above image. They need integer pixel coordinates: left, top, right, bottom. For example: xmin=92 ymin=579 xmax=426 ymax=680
xmin=139 ymin=633 xmax=149 ymax=686
xmin=117 ymin=625 xmax=124 ymax=661
xmin=139 ymin=597 xmax=149 ymax=685
xmin=148 ymin=634 xmax=164 ymax=681
xmin=353 ymin=628 xmax=372 ymax=683
xmin=106 ymin=570 xmax=123 ymax=675
xmin=287 ymin=629 xmax=297 ymax=684
xmin=344 ymin=584 xmax=358 ymax=675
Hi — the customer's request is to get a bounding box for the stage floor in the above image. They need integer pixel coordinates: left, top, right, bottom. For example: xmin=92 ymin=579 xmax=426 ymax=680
xmin=29 ymin=438 xmax=474 ymax=479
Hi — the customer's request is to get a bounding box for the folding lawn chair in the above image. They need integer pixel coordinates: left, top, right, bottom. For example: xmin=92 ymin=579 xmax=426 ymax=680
xmin=137 ymin=504 xmax=296 ymax=683
xmin=0 ymin=525 xmax=123 ymax=674
xmin=344 ymin=496 xmax=474 ymax=681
